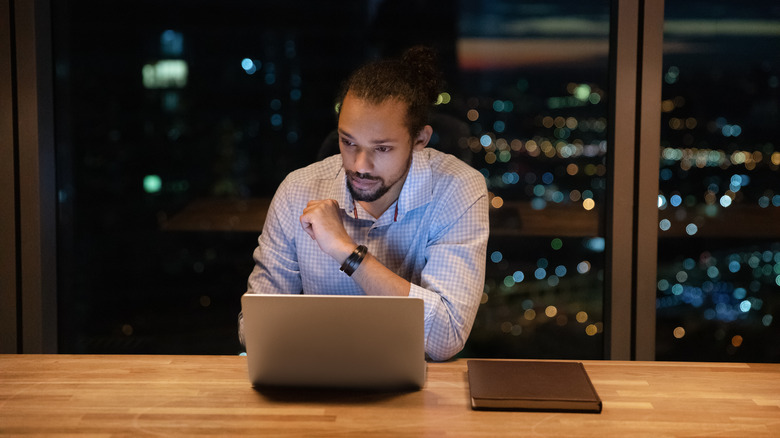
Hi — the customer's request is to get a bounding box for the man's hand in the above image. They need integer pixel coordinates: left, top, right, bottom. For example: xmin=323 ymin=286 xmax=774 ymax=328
xmin=300 ymin=199 xmax=411 ymax=297
xmin=299 ymin=199 xmax=356 ymax=262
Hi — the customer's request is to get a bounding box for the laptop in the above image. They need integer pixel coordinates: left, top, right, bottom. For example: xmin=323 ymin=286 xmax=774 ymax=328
xmin=240 ymin=294 xmax=427 ymax=390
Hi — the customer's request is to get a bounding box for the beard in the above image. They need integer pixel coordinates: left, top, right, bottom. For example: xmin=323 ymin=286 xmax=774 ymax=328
xmin=345 ymin=150 xmax=414 ymax=202
xmin=345 ymin=171 xmax=391 ymax=202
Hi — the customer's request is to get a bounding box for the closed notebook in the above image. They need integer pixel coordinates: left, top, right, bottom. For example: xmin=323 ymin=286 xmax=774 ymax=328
xmin=467 ymin=360 xmax=602 ymax=413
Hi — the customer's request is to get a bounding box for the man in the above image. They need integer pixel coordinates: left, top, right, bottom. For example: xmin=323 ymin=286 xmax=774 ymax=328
xmin=241 ymin=47 xmax=489 ymax=361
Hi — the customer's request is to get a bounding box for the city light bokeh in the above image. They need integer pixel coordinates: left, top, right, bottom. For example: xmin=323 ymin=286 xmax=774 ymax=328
xmin=51 ymin=0 xmax=778 ymax=362
xmin=655 ymin=1 xmax=780 ymax=362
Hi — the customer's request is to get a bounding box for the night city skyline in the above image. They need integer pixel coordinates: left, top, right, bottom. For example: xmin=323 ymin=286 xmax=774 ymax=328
xmin=47 ymin=0 xmax=779 ymax=362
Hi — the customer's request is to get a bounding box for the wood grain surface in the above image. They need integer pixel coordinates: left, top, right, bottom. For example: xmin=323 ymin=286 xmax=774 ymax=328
xmin=1 ymin=355 xmax=779 ymax=436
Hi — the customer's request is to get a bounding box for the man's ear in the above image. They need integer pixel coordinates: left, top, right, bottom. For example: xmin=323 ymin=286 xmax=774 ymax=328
xmin=413 ymin=125 xmax=434 ymax=151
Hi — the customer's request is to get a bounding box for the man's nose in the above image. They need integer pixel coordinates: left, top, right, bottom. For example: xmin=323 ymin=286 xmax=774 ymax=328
xmin=354 ymin=148 xmax=373 ymax=174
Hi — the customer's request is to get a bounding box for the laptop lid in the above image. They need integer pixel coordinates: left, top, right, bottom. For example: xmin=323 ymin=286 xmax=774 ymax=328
xmin=241 ymin=294 xmax=426 ymax=390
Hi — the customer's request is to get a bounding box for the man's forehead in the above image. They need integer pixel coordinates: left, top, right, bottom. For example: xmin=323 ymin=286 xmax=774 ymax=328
xmin=338 ymin=126 xmax=401 ymax=144
xmin=339 ymin=96 xmax=408 ymax=132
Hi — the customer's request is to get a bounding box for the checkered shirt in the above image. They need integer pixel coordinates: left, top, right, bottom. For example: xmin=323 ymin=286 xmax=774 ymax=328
xmin=243 ymin=148 xmax=489 ymax=361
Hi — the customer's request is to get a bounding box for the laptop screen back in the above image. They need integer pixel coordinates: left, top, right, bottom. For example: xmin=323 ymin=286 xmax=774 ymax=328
xmin=241 ymin=294 xmax=426 ymax=390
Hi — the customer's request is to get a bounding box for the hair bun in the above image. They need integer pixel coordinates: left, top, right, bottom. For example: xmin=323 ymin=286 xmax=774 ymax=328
xmin=339 ymin=45 xmax=443 ymax=137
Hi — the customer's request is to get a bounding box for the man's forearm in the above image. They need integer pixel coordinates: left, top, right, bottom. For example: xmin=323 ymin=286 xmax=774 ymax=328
xmin=347 ymin=246 xmax=481 ymax=361
xmin=349 ymin=251 xmax=412 ymax=297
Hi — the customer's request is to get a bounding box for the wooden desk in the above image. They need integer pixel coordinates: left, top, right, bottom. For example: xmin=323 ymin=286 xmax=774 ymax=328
xmin=1 ymin=355 xmax=778 ymax=436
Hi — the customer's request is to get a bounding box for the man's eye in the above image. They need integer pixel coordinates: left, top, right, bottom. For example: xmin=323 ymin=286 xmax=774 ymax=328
xmin=376 ymin=146 xmax=390 ymax=152
xmin=341 ymin=138 xmax=355 ymax=147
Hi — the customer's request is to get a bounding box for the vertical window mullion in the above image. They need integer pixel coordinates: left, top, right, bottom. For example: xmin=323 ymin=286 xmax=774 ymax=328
xmin=0 ymin=0 xmax=20 ymax=353
xmin=606 ymin=0 xmax=640 ymax=360
xmin=15 ymin=0 xmax=57 ymax=353
xmin=634 ymin=0 xmax=663 ymax=360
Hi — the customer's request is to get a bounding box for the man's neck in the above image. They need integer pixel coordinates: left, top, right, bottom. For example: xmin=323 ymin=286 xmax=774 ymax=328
xmin=358 ymin=170 xmax=408 ymax=219
xmin=352 ymin=149 xmax=415 ymax=219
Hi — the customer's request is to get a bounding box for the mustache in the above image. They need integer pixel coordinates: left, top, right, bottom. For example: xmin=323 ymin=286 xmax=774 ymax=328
xmin=346 ymin=171 xmax=380 ymax=181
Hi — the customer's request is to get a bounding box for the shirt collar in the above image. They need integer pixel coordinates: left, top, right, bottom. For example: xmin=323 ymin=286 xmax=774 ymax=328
xmin=395 ymin=149 xmax=432 ymax=221
xmin=330 ymin=165 xmax=354 ymax=215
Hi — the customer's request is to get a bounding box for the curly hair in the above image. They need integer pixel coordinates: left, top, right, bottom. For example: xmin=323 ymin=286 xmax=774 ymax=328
xmin=338 ymin=46 xmax=443 ymax=139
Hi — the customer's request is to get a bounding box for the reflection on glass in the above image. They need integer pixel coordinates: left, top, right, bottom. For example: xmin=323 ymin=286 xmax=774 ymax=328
xmin=658 ymin=2 xmax=780 ymax=362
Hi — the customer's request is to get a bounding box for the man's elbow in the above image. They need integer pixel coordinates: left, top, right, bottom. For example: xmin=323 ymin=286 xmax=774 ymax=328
xmin=426 ymin=337 xmax=466 ymax=362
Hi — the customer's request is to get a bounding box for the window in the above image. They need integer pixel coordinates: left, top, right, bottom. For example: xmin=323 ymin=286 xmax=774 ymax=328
xmin=657 ymin=2 xmax=780 ymax=361
xmin=457 ymin=2 xmax=610 ymax=359
xmin=51 ymin=0 xmax=610 ymax=357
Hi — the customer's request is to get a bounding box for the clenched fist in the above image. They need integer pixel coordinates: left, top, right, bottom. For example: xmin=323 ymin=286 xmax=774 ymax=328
xmin=299 ymin=199 xmax=356 ymax=263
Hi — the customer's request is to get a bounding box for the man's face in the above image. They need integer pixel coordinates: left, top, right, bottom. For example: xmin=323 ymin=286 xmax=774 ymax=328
xmin=338 ymin=92 xmax=423 ymax=212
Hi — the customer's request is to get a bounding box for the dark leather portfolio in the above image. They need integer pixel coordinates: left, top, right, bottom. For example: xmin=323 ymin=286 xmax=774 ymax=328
xmin=467 ymin=360 xmax=602 ymax=413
